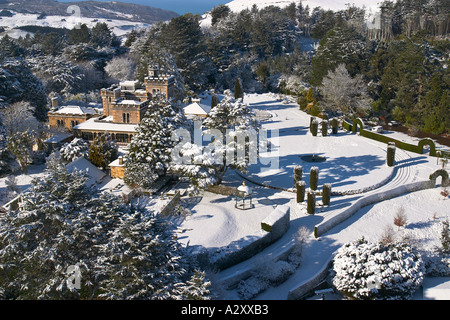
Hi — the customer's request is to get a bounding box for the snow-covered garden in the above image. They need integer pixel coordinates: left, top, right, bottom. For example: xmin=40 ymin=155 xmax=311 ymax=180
xmin=0 ymin=92 xmax=448 ymax=300
xmin=170 ymin=92 xmax=450 ymax=300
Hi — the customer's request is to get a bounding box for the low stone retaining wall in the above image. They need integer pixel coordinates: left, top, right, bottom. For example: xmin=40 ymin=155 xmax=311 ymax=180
xmin=314 ymin=179 xmax=435 ymax=238
xmin=199 ymin=205 xmax=290 ymax=271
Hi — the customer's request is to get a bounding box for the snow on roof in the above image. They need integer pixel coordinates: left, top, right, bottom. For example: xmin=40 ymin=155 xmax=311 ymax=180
xmin=52 ymin=105 xmax=98 ymax=115
xmin=73 ymin=118 xmax=138 ymax=133
xmin=44 ymin=133 xmax=73 ymax=144
xmin=120 ymin=80 xmax=139 ymax=86
xmin=66 ymin=157 xmax=106 ymax=187
xmin=183 ymin=102 xmax=211 ymax=116
xmin=117 ymin=99 xmax=145 ymax=105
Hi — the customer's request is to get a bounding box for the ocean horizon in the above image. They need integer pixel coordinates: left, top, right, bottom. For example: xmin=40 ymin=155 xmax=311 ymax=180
xmin=59 ymin=0 xmax=227 ymax=15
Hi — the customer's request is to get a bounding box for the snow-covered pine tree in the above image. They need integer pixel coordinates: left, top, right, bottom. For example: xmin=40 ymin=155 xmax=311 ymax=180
xmin=125 ymin=98 xmax=187 ymax=189
xmin=60 ymin=137 xmax=90 ymax=163
xmin=332 ymin=238 xmax=425 ymax=300
xmin=0 ymin=162 xmax=211 ymax=300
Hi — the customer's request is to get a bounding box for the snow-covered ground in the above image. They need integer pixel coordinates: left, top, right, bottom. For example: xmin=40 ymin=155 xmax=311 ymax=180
xmin=0 ymin=93 xmax=448 ymax=299
xmin=0 ymin=12 xmax=150 ymax=38
xmin=172 ymin=93 xmax=449 ymax=300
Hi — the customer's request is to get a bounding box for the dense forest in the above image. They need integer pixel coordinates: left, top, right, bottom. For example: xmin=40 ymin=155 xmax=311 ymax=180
xmin=0 ymin=0 xmax=449 ymax=135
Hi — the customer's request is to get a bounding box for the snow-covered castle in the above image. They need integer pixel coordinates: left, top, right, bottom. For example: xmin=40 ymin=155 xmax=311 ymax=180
xmin=48 ymin=66 xmax=175 ymax=145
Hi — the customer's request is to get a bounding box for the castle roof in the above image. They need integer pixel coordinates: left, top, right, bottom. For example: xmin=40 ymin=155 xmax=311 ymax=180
xmin=183 ymin=102 xmax=211 ymax=116
xmin=73 ymin=117 xmax=138 ymax=133
xmin=51 ymin=105 xmax=99 ymax=116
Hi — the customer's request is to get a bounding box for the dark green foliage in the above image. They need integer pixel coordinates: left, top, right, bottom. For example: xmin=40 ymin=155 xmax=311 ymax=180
xmin=234 ymin=78 xmax=243 ymax=99
xmin=310 ymin=119 xmax=318 ymax=137
xmin=68 ymin=24 xmax=91 ymax=45
xmin=321 ymin=120 xmax=328 ymax=137
xmin=322 ymin=183 xmax=331 ymax=206
xmin=310 ymin=26 xmax=371 ymax=86
xmin=387 ymin=144 xmax=396 ymax=167
xmin=90 ymin=22 xmax=120 ymax=48
xmin=211 ymin=5 xmax=230 ymax=25
xmin=6 ymin=130 xmax=34 ymax=174
xmin=296 ymin=181 xmax=306 ymax=203
xmin=88 ymin=132 xmax=118 ymax=170
xmin=294 ymin=165 xmax=303 ymax=185
xmin=310 ymin=166 xmax=319 ymax=191
xmin=307 ymin=191 xmax=316 ymax=215
xmin=331 ymin=118 xmax=338 ymax=134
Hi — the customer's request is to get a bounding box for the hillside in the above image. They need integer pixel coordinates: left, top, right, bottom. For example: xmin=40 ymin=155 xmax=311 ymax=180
xmin=0 ymin=0 xmax=178 ymax=24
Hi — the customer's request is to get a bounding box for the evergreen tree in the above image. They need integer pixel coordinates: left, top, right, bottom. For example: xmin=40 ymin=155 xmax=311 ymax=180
xmin=0 ymin=163 xmax=211 ymax=300
xmin=125 ymin=99 xmax=187 ymax=189
xmin=6 ymin=130 xmax=34 ymax=174
xmin=90 ymin=22 xmax=119 ymax=48
xmin=88 ymin=132 xmax=118 ymax=170
xmin=68 ymin=24 xmax=91 ymax=45
xmin=60 ymin=137 xmax=90 ymax=163
xmin=234 ymin=78 xmax=243 ymax=99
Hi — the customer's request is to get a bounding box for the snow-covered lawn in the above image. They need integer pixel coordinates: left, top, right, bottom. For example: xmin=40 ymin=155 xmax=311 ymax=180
xmin=245 ymin=93 xmax=395 ymax=193
xmin=0 ymin=12 xmax=150 ymax=38
xmin=325 ymin=188 xmax=449 ymax=252
xmin=0 ymin=164 xmax=46 ymax=206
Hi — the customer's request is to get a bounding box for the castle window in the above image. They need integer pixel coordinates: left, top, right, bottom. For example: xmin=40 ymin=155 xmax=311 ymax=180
xmin=122 ymin=113 xmax=130 ymax=123
xmin=57 ymin=120 xmax=65 ymax=128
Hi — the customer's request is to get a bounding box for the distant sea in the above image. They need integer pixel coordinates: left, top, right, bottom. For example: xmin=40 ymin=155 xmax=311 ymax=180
xmin=59 ymin=0 xmax=227 ymax=15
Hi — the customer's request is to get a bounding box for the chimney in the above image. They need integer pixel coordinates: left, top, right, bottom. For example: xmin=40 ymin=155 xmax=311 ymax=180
xmin=118 ymin=157 xmax=123 ymax=165
xmin=51 ymin=96 xmax=59 ymax=108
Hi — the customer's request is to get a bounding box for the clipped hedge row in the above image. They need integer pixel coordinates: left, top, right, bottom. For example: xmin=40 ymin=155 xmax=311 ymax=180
xmin=343 ymin=118 xmax=449 ymax=158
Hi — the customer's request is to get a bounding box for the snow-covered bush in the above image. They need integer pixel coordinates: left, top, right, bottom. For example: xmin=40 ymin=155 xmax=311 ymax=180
xmin=332 ymin=238 xmax=425 ymax=300
xmin=60 ymin=138 xmax=90 ymax=163
xmin=423 ymin=251 xmax=450 ymax=277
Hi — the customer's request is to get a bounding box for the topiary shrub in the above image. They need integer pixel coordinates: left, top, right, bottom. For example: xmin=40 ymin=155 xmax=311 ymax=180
xmin=331 ymin=118 xmax=338 ymax=134
xmin=322 ymin=183 xmax=331 ymax=206
xmin=310 ymin=119 xmax=319 ymax=137
xmin=296 ymin=181 xmax=306 ymax=203
xmin=294 ymin=165 xmax=303 ymax=185
xmin=307 ymin=190 xmax=315 ymax=215
xmin=321 ymin=120 xmax=328 ymax=137
xmin=310 ymin=166 xmax=319 ymax=190
xmin=332 ymin=238 xmax=425 ymax=300
xmin=387 ymin=143 xmax=396 ymax=167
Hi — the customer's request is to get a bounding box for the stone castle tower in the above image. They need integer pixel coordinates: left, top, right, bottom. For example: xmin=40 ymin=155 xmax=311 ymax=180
xmin=100 ymin=66 xmax=175 ymax=125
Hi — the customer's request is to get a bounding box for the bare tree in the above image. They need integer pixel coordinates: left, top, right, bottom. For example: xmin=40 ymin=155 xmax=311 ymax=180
xmin=319 ymin=63 xmax=372 ymax=116
xmin=105 ymin=55 xmax=137 ymax=82
xmin=1 ymin=101 xmax=39 ymax=136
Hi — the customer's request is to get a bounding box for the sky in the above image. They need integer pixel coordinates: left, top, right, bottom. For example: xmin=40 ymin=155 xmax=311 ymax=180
xmin=59 ymin=0 xmax=227 ymax=15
